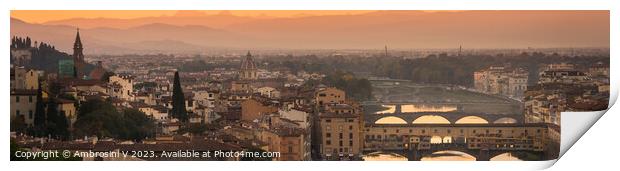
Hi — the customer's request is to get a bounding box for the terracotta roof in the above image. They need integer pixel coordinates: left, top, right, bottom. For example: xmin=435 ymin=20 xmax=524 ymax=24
xmin=319 ymin=112 xmax=358 ymax=118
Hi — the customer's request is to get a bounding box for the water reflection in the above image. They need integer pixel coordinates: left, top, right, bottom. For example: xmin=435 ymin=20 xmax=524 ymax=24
xmin=494 ymin=117 xmax=518 ymax=124
xmin=455 ymin=116 xmax=489 ymax=124
xmin=375 ymin=116 xmax=407 ymax=124
xmin=402 ymin=104 xmax=457 ymax=113
xmin=363 ymin=152 xmax=407 ymax=161
xmin=362 ymin=151 xmax=524 ymax=161
xmin=421 ymin=151 xmax=476 ymax=161
xmin=374 ymin=104 xmax=457 ymax=114
xmin=490 ymin=153 xmax=523 ymax=161
xmin=375 ymin=105 xmax=397 ymax=114
xmin=412 ymin=115 xmax=451 ymax=124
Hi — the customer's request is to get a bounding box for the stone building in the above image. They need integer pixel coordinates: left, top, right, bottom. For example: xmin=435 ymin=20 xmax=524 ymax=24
xmin=239 ymin=51 xmax=258 ymax=80
xmin=473 ymin=66 xmax=528 ymax=98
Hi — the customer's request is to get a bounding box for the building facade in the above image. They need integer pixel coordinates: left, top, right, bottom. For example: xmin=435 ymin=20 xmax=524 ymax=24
xmin=473 ymin=66 xmax=528 ymax=98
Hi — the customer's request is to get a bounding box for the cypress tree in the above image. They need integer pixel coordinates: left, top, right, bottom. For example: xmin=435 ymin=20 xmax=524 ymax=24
xmin=171 ymin=71 xmax=188 ymax=122
xmin=33 ymin=80 xmax=46 ymax=137
xmin=46 ymin=99 xmax=69 ymax=140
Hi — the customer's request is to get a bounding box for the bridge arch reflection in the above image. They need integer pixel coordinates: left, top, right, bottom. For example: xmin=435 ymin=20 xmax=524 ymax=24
xmin=455 ymin=116 xmax=489 ymax=124
xmin=374 ymin=116 xmax=408 ymax=124
xmin=493 ymin=117 xmax=518 ymax=124
xmin=412 ymin=115 xmax=451 ymax=124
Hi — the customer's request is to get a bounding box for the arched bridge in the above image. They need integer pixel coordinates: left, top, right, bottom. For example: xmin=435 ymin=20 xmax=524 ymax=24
xmin=368 ymin=111 xmax=524 ymax=124
xmin=375 ymin=144 xmax=545 ymax=161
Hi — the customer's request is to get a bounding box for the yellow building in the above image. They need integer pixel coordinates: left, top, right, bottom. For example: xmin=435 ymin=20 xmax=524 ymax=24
xmin=11 ymin=67 xmax=39 ymax=90
xmin=240 ymin=98 xmax=279 ymax=122
xmin=318 ymin=103 xmax=362 ymax=160
xmin=57 ymin=99 xmax=77 ymax=126
xmin=231 ymin=81 xmax=252 ymax=93
xmin=257 ymin=126 xmax=307 ymax=161
xmin=315 ymin=87 xmax=345 ymax=108
xmin=10 ymin=89 xmax=38 ymax=127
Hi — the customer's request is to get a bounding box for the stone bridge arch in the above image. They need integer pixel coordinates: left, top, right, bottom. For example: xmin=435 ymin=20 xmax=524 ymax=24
xmin=368 ymin=111 xmax=524 ymax=125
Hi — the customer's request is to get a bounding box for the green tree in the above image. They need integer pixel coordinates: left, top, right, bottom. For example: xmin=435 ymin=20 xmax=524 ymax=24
xmin=122 ymin=108 xmax=155 ymax=141
xmin=32 ymin=81 xmax=46 ymax=137
xmin=73 ymin=98 xmax=154 ymax=141
xmin=46 ymin=99 xmax=70 ymax=140
xmin=10 ymin=117 xmax=27 ymax=133
xmin=171 ymin=71 xmax=188 ymax=122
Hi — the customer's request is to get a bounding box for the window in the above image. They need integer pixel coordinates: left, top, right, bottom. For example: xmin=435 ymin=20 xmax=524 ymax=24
xmin=16 ymin=110 xmax=20 ymax=116
xmin=325 ymin=119 xmax=331 ymax=123
xmin=339 ymin=133 xmax=343 ymax=139
xmin=326 ymin=133 xmax=331 ymax=138
xmin=29 ymin=96 xmax=33 ymax=103
xmin=349 ymin=140 xmax=353 ymax=146
xmin=349 ymin=125 xmax=353 ymax=130
xmin=326 ymin=140 xmax=331 ymax=145
xmin=15 ymin=96 xmax=20 ymax=103
xmin=28 ymin=110 xmax=33 ymax=119
xmin=349 ymin=133 xmax=353 ymax=139
xmin=339 ymin=141 xmax=343 ymax=147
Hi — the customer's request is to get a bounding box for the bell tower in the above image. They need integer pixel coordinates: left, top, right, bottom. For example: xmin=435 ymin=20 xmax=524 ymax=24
xmin=73 ymin=28 xmax=85 ymax=79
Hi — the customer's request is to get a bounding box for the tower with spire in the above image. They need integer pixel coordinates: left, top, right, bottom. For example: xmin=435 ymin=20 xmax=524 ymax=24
xmin=384 ymin=45 xmax=389 ymax=57
xmin=239 ymin=51 xmax=258 ymax=80
xmin=73 ymin=28 xmax=85 ymax=79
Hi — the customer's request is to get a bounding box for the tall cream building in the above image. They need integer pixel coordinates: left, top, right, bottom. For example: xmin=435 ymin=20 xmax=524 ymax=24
xmin=474 ymin=66 xmax=528 ymax=98
xmin=318 ymin=103 xmax=363 ymax=160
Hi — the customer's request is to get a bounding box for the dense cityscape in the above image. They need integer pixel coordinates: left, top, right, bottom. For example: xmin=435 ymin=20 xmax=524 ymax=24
xmin=10 ymin=11 xmax=609 ymax=161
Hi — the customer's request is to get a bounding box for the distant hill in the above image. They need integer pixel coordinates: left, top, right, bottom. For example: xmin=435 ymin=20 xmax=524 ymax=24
xmin=11 ymin=11 xmax=610 ymax=54
xmin=10 ymin=36 xmax=94 ymax=74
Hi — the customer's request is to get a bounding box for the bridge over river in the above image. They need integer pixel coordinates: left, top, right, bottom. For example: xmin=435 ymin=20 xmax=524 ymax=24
xmin=365 ymin=103 xmax=523 ymax=124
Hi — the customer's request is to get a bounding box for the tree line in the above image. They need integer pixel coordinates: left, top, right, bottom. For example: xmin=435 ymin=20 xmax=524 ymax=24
xmin=10 ymin=36 xmax=95 ymax=75
xmin=264 ymin=52 xmax=608 ymax=87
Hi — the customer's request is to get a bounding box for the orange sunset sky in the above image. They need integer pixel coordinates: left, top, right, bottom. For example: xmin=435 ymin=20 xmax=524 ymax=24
xmin=11 ymin=10 xmax=379 ymax=23
xmin=10 ymin=10 xmax=610 ymax=51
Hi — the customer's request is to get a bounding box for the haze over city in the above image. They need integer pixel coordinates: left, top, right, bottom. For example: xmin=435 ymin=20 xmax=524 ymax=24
xmin=10 ymin=10 xmax=609 ymax=162
xmin=10 ymin=10 xmax=610 ymax=54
